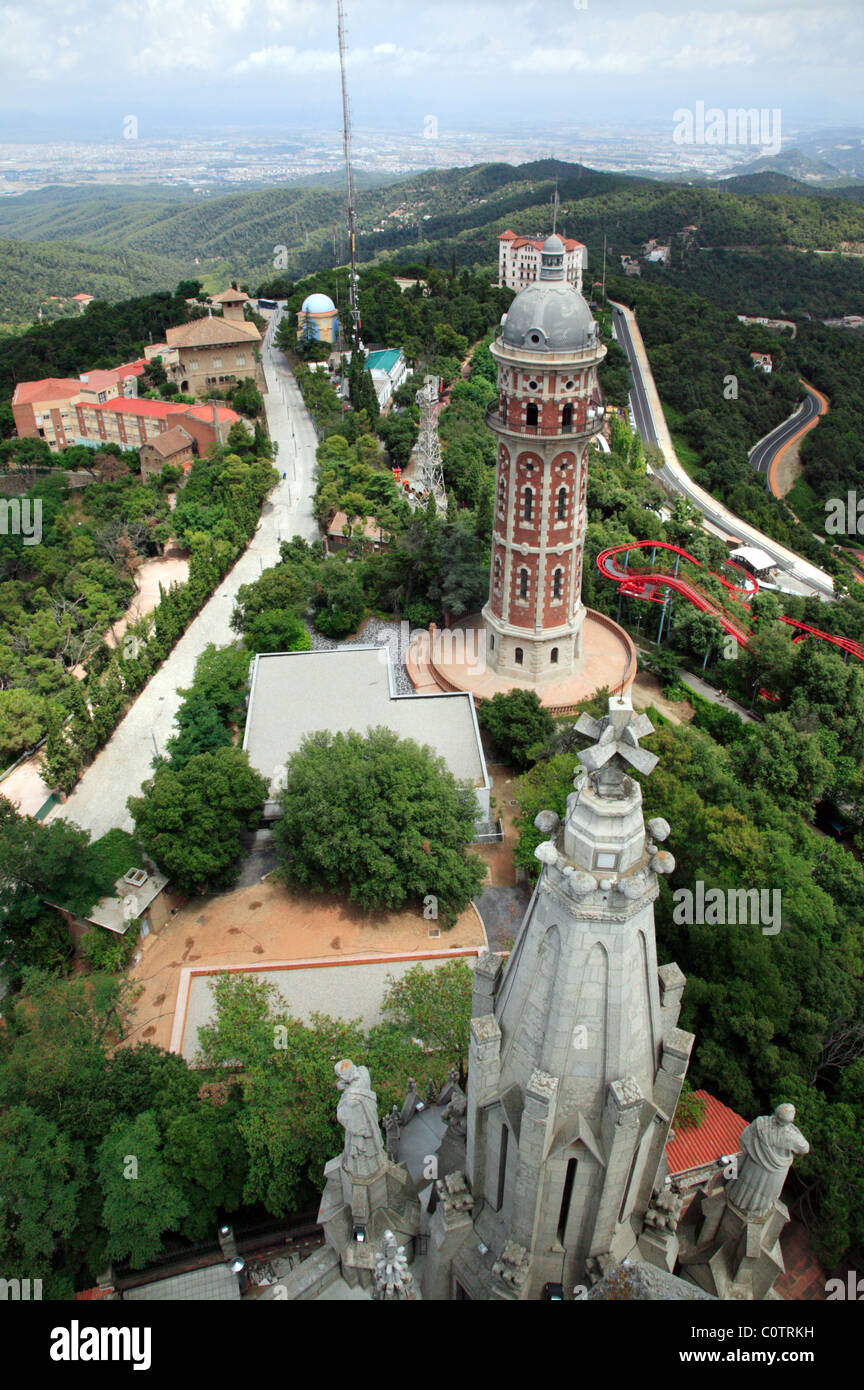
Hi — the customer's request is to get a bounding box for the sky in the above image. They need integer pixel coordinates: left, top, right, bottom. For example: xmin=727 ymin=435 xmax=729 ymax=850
xmin=0 ymin=0 xmax=862 ymax=143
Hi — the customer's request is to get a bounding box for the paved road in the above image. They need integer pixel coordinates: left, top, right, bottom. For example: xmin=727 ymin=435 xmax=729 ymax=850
xmin=48 ymin=308 xmax=320 ymax=840
xmin=749 ymin=384 xmax=823 ymax=483
xmin=610 ymin=301 xmax=834 ymax=601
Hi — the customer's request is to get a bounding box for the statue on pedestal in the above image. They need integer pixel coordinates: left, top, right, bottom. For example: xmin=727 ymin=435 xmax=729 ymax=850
xmin=727 ymin=1103 xmax=809 ymax=1217
xmin=334 ymin=1059 xmax=385 ymax=1179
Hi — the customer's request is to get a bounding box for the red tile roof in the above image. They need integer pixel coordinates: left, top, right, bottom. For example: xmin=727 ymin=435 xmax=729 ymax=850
xmin=666 ymin=1090 xmax=747 ymax=1175
xmin=88 ymin=399 xmax=239 ymax=426
xmin=141 ymin=425 xmax=194 ymax=457
xmin=183 ymin=404 xmax=238 ymax=424
xmin=507 ymin=235 xmax=586 ymax=251
xmin=78 ymin=360 xmax=146 ymax=390
xmin=12 ymin=378 xmax=81 ymax=405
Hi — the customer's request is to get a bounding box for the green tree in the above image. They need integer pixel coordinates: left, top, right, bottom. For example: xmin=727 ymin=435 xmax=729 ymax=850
xmin=310 ymin=561 xmax=366 ymax=639
xmin=477 ymin=688 xmax=556 ymax=771
xmin=97 ymin=1111 xmax=189 ymax=1268
xmin=272 ymin=727 xmax=485 ymax=924
xmin=0 ymin=687 xmax=46 ymax=762
xmin=241 ymin=608 xmax=311 ymax=655
xmin=0 ymin=1104 xmax=81 ymax=1297
xmin=382 ymin=960 xmax=473 ymax=1085
xmin=128 ymin=747 xmax=268 ymax=893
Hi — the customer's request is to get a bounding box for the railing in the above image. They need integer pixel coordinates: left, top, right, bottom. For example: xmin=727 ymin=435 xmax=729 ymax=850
xmin=485 ymin=407 xmax=603 ymax=439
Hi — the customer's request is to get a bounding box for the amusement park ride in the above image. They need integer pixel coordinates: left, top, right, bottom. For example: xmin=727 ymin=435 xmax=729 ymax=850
xmin=596 ymin=540 xmax=864 ymax=666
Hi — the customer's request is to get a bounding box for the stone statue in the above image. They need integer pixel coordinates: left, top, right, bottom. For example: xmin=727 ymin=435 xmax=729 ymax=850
xmin=436 ymin=1067 xmax=460 ymax=1106
xmin=399 ymin=1077 xmax=419 ymax=1126
xmin=441 ymin=1087 xmax=468 ymax=1138
xmin=644 ymin=1185 xmax=683 ymax=1232
xmin=383 ymin=1106 xmax=401 ymax=1161
xmin=425 ymin=1079 xmax=438 ymax=1107
xmin=727 ymin=1103 xmax=809 ymax=1217
xmin=334 ymin=1059 xmax=385 ymax=1179
xmin=373 ymin=1229 xmax=417 ymax=1301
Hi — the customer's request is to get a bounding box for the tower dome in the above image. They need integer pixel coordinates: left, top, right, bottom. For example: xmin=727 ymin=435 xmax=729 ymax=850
xmin=301 ymin=292 xmax=337 ymax=314
xmin=501 ymin=234 xmax=596 ymax=353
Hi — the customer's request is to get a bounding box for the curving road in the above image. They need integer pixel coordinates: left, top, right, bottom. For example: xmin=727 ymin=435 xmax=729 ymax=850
xmin=749 ymin=380 xmax=828 ymax=498
xmin=610 ymin=301 xmax=834 ymax=600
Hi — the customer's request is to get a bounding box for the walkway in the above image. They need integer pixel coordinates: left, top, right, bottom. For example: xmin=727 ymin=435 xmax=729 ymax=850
xmin=46 ymin=317 xmax=320 ymax=840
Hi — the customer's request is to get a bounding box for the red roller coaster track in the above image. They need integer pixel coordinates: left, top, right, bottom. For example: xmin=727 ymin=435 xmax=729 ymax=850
xmin=596 ymin=541 xmax=864 ymax=663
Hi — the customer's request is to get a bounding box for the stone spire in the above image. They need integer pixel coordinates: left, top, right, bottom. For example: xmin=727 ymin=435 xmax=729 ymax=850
xmin=422 ymin=694 xmax=693 ymax=1300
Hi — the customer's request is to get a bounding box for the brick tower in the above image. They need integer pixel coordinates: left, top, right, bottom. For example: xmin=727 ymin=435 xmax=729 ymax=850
xmin=482 ymin=234 xmax=606 ymax=682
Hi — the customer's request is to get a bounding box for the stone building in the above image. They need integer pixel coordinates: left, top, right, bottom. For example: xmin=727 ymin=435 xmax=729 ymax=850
xmin=165 ymin=290 xmax=261 ymax=397
xmin=139 ymin=425 xmax=195 ymax=482
xmin=295 ymin=697 xmax=810 ymax=1302
xmin=297 ymin=292 xmax=340 ymax=344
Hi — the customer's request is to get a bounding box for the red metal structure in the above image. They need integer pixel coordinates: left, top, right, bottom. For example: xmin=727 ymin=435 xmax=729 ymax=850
xmin=597 ymin=540 xmax=864 ymax=663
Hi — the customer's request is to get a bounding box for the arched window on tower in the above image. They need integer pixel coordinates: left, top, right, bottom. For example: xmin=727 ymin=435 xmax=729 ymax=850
xmin=551 ymin=647 xmax=559 ymax=664
xmin=562 ymin=401 xmax=573 ymax=433
xmin=553 ymin=567 xmax=564 ymax=600
xmin=524 ymin=487 xmax=533 ymax=522
xmin=515 ymin=647 xmax=524 ymax=666
xmin=526 ymin=401 xmax=539 ymax=428
xmin=519 ymin=568 xmax=529 ymax=600
xmin=557 ymin=486 xmax=567 ymax=521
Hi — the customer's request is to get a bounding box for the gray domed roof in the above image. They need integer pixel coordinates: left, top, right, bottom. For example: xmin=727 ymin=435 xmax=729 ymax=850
xmin=501 ymin=234 xmax=597 ymax=353
xmin=501 ymin=280 xmax=596 ymax=352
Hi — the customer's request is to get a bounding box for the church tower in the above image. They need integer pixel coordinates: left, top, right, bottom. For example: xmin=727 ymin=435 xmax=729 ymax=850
xmin=483 ymin=234 xmax=606 ymax=682
xmin=422 ymin=696 xmax=694 ymax=1301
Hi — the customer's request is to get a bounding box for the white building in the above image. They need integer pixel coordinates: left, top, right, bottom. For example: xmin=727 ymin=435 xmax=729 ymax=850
xmin=498 ymin=230 xmax=586 ymax=294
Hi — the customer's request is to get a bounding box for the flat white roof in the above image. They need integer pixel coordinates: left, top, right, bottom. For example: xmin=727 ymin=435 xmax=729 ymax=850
xmin=242 ymin=646 xmax=489 ymax=798
xmin=730 ymin=546 xmax=776 ymax=573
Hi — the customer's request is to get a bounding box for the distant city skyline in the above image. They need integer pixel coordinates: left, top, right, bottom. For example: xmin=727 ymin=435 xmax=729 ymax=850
xmin=1 ymin=0 xmax=862 ymax=146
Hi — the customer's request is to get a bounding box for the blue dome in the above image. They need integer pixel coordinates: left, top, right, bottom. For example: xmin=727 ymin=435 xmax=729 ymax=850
xmin=301 ymin=292 xmax=337 ymax=315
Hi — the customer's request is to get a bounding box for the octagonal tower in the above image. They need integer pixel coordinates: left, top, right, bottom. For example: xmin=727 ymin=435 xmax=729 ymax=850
xmin=482 ymin=234 xmax=606 ymax=682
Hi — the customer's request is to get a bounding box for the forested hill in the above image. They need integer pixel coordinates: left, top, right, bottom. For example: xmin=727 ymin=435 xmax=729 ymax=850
xmin=0 ymin=235 xmax=201 ymax=330
xmin=2 ymin=157 xmax=864 ymax=331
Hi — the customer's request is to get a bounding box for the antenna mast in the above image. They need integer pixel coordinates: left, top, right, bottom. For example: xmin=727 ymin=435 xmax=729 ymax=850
xmin=414 ymin=375 xmax=447 ymax=517
xmin=336 ymin=0 xmax=361 ymax=350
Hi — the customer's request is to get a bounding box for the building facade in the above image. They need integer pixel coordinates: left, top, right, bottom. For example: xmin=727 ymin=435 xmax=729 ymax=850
xmin=498 ymin=230 xmax=586 ymax=293
xmin=12 ymin=360 xmax=146 ymax=451
xmin=164 ymin=290 xmax=261 ymax=396
xmin=483 ymin=234 xmax=606 ymax=682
